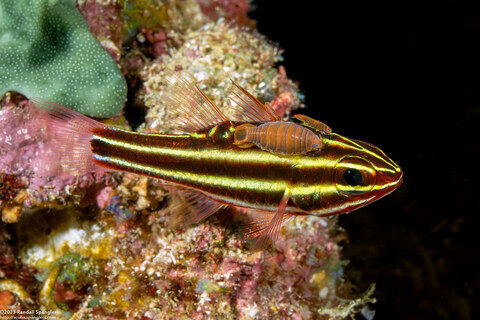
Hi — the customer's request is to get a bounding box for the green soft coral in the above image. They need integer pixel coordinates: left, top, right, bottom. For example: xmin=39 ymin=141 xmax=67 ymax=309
xmin=0 ymin=0 xmax=126 ymax=118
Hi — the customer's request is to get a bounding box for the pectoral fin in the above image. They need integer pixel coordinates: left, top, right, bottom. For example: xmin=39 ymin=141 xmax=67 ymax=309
xmin=251 ymin=187 xmax=294 ymax=251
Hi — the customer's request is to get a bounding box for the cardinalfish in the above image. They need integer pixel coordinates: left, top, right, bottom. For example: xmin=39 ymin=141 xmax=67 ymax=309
xmin=30 ymin=71 xmax=403 ymax=249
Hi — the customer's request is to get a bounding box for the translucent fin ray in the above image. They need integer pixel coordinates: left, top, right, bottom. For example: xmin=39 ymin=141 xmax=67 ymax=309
xmin=227 ymin=81 xmax=281 ymax=123
xmin=252 ymin=187 xmax=292 ymax=251
xmin=163 ymin=71 xmax=229 ymax=133
xmin=169 ymin=186 xmax=228 ymax=227
xmin=29 ymin=98 xmax=106 ymax=177
xmin=242 ymin=210 xmax=294 ymax=240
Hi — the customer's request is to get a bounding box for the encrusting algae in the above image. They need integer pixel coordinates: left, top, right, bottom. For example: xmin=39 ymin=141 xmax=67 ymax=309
xmin=0 ymin=0 xmax=400 ymax=318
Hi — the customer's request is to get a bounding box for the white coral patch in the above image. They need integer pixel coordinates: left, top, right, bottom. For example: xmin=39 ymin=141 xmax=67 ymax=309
xmin=17 ymin=208 xmax=113 ymax=269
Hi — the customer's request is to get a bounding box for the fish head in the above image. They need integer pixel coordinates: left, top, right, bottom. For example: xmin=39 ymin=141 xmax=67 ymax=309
xmin=311 ymin=133 xmax=403 ymax=215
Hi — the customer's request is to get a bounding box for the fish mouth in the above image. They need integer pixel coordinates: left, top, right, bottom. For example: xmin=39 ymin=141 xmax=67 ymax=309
xmin=394 ymin=166 xmax=404 ymax=187
xmin=398 ymin=173 xmax=404 ymax=186
xmin=373 ymin=168 xmax=403 ymax=199
xmin=387 ymin=160 xmax=403 ymax=188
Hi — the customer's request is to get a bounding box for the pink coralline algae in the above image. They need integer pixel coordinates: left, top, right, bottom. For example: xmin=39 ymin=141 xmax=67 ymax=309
xmin=0 ymin=99 xmax=70 ymax=209
xmin=77 ymin=0 xmax=124 ymax=63
xmin=139 ymin=28 xmax=168 ymax=59
xmin=0 ymin=0 xmax=376 ymax=318
xmin=0 ymin=99 xmax=44 ymax=177
xmin=0 ymin=98 xmax=116 ymax=211
xmin=266 ymin=66 xmax=304 ymax=118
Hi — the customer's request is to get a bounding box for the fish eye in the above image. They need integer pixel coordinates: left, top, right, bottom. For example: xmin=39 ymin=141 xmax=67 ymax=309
xmin=334 ymin=157 xmax=376 ymax=195
xmin=344 ymin=169 xmax=363 ymax=186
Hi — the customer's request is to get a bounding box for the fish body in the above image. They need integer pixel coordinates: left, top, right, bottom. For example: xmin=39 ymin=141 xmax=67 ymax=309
xmin=90 ymin=123 xmax=400 ymax=216
xmin=31 ymin=71 xmax=403 ymax=248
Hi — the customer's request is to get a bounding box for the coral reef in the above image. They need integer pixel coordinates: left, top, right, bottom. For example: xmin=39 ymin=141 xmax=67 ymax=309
xmin=0 ymin=97 xmax=118 ymax=211
xmin=0 ymin=0 xmax=374 ymax=318
xmin=140 ymin=20 xmax=302 ymax=133
xmin=0 ymin=0 xmax=126 ymax=118
xmin=197 ymin=0 xmax=252 ymax=26
xmin=77 ymin=1 xmax=124 ymax=63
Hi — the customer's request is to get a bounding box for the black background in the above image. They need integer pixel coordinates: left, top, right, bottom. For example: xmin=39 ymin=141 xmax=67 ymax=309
xmin=250 ymin=1 xmax=479 ymax=319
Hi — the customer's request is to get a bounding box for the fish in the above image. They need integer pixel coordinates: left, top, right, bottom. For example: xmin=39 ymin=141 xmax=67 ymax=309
xmin=30 ymin=71 xmax=403 ymax=250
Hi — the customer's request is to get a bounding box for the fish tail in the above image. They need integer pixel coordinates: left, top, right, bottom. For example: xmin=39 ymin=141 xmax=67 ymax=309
xmin=29 ymin=98 xmax=107 ymax=177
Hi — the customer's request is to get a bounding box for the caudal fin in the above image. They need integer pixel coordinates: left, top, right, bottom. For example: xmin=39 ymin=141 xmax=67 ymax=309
xmin=29 ymin=98 xmax=107 ymax=177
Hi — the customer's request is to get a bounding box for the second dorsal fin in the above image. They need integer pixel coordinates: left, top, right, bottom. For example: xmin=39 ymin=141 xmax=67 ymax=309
xmin=162 ymin=71 xmax=229 ymax=133
xmin=227 ymin=81 xmax=281 ymax=123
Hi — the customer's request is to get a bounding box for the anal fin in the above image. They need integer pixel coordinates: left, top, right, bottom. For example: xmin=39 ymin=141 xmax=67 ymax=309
xmin=168 ymin=186 xmax=228 ymax=228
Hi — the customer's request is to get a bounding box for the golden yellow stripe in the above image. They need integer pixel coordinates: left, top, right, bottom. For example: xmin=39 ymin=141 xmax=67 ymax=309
xmin=94 ymin=135 xmax=336 ymax=169
xmin=95 ymin=155 xmax=286 ymax=192
xmin=94 ymin=136 xmax=350 ymax=178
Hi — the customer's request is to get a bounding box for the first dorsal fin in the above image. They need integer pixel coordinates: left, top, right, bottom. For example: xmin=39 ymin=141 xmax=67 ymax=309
xmin=162 ymin=70 xmax=229 ymax=133
xmin=227 ymin=81 xmax=281 ymax=123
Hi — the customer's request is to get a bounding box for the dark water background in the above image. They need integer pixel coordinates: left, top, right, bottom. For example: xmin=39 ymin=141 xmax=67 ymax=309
xmin=250 ymin=1 xmax=480 ymax=319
